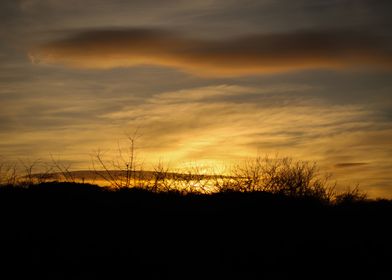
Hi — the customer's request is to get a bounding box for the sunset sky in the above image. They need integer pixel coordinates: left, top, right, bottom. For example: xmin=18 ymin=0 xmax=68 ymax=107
xmin=1 ymin=0 xmax=392 ymax=197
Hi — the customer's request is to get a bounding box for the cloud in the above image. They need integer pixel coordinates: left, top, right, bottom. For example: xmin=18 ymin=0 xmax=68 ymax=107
xmin=334 ymin=162 xmax=369 ymax=168
xmin=30 ymin=28 xmax=392 ymax=76
xmin=101 ymin=84 xmax=373 ymax=155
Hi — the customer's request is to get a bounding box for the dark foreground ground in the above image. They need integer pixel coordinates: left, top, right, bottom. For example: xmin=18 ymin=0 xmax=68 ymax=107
xmin=0 ymin=182 xmax=391 ymax=279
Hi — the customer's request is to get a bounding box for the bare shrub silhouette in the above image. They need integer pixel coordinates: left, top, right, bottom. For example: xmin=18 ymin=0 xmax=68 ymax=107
xmin=19 ymin=159 xmax=54 ymax=185
xmin=86 ymin=150 xmax=367 ymax=204
xmin=1 ymin=146 xmax=367 ymax=204
xmin=0 ymin=161 xmax=18 ymax=186
xmin=92 ymin=132 xmax=143 ymax=189
xmin=50 ymin=154 xmax=78 ymax=183
xmin=223 ymin=156 xmax=336 ymax=202
xmin=148 ymin=161 xmax=172 ymax=192
xmin=0 ymin=159 xmax=54 ymax=186
xmin=335 ymin=185 xmax=367 ymax=204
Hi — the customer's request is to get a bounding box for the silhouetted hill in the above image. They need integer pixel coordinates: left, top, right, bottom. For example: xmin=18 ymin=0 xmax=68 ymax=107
xmin=0 ymin=182 xmax=391 ymax=279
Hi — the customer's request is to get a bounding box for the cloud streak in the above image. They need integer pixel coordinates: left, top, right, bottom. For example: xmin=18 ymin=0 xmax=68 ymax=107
xmin=30 ymin=28 xmax=392 ymax=76
xmin=334 ymin=162 xmax=369 ymax=168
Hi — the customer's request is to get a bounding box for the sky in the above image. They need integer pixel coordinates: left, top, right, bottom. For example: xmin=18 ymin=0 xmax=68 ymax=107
xmin=1 ymin=0 xmax=392 ymax=197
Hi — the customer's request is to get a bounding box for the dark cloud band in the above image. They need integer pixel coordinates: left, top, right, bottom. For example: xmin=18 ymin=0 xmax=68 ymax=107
xmin=30 ymin=28 xmax=392 ymax=76
xmin=335 ymin=162 xmax=370 ymax=168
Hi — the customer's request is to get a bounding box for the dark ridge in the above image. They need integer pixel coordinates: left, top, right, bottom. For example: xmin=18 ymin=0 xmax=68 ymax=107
xmin=0 ymin=182 xmax=391 ymax=279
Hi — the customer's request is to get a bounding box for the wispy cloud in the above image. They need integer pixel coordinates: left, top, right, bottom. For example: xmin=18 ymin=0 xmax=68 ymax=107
xmin=30 ymin=28 xmax=392 ymax=76
xmin=101 ymin=85 xmax=384 ymax=160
